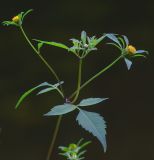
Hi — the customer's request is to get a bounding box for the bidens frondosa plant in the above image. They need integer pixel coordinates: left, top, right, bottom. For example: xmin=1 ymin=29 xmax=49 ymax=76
xmin=2 ymin=9 xmax=148 ymax=160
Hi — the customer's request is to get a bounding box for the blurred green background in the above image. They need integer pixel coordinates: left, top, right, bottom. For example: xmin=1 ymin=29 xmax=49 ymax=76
xmin=0 ymin=0 xmax=153 ymax=160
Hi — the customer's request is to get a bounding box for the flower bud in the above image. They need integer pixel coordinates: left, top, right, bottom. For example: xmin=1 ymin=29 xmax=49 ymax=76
xmin=84 ymin=44 xmax=88 ymax=48
xmin=69 ymin=144 xmax=77 ymax=150
xmin=12 ymin=16 xmax=20 ymax=23
xmin=126 ymin=45 xmax=136 ymax=55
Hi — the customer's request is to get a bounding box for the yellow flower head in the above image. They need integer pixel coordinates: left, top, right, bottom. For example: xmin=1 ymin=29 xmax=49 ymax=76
xmin=12 ymin=15 xmax=20 ymax=23
xmin=126 ymin=45 xmax=136 ymax=55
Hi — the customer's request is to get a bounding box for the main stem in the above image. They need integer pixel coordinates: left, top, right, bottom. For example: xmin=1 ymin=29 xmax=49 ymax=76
xmin=46 ymin=115 xmax=62 ymax=160
xmin=70 ymin=55 xmax=123 ymax=99
xmin=19 ymin=26 xmax=64 ymax=160
xmin=19 ymin=26 xmax=64 ymax=95
xmin=72 ymin=58 xmax=82 ymax=103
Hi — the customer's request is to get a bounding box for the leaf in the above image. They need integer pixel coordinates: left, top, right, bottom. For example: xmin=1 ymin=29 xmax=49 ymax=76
xmin=132 ymin=54 xmax=146 ymax=58
xmin=135 ymin=50 xmax=148 ymax=54
xmin=106 ymin=42 xmax=122 ymax=51
xmin=106 ymin=33 xmax=122 ymax=48
xmin=15 ymin=82 xmax=50 ymax=109
xmin=123 ymin=35 xmax=129 ymax=46
xmin=22 ymin=9 xmax=33 ymax=21
xmin=79 ymin=141 xmax=91 ymax=150
xmin=38 ymin=42 xmax=43 ymax=52
xmin=78 ymin=98 xmax=108 ymax=107
xmin=76 ymin=109 xmax=107 ymax=152
xmin=2 ymin=21 xmax=19 ymax=27
xmin=81 ymin=31 xmax=87 ymax=44
xmin=37 ymin=87 xmax=55 ymax=95
xmin=118 ymin=37 xmax=125 ymax=48
xmin=124 ymin=58 xmax=132 ymax=70
xmin=37 ymin=81 xmax=64 ymax=95
xmin=95 ymin=34 xmax=106 ymax=46
xmin=33 ymin=39 xmax=69 ymax=50
xmin=44 ymin=103 xmax=76 ymax=116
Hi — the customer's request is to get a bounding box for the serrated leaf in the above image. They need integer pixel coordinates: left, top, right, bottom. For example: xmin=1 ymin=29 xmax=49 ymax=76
xmin=44 ymin=103 xmax=77 ymax=116
xmin=124 ymin=58 xmax=132 ymax=70
xmin=33 ymin=39 xmax=69 ymax=50
xmin=81 ymin=31 xmax=87 ymax=44
xmin=76 ymin=109 xmax=107 ymax=152
xmin=15 ymin=82 xmax=50 ymax=109
xmin=78 ymin=98 xmax=108 ymax=107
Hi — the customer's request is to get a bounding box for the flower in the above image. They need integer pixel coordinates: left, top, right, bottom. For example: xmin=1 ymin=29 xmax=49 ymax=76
xmin=2 ymin=9 xmax=33 ymax=27
xmin=106 ymin=34 xmax=148 ymax=70
xmin=12 ymin=15 xmax=20 ymax=23
xmin=126 ymin=45 xmax=136 ymax=55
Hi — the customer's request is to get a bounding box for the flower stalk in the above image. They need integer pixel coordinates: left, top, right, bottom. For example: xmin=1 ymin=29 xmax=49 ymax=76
xmin=19 ymin=26 xmax=64 ymax=96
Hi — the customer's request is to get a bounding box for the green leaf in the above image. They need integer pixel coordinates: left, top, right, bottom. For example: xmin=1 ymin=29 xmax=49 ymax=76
xmin=37 ymin=81 xmax=64 ymax=95
xmin=95 ymin=34 xmax=106 ymax=46
xmin=44 ymin=103 xmax=77 ymax=116
xmin=21 ymin=9 xmax=33 ymax=22
xmin=78 ymin=98 xmax=108 ymax=107
xmin=79 ymin=141 xmax=91 ymax=150
xmin=132 ymin=54 xmax=146 ymax=58
xmin=38 ymin=42 xmax=44 ymax=52
xmin=33 ymin=39 xmax=69 ymax=50
xmin=76 ymin=109 xmax=107 ymax=152
xmin=106 ymin=33 xmax=122 ymax=48
xmin=81 ymin=31 xmax=87 ymax=44
xmin=118 ymin=37 xmax=125 ymax=48
xmin=2 ymin=21 xmax=19 ymax=27
xmin=106 ymin=42 xmax=122 ymax=51
xmin=15 ymin=82 xmax=50 ymax=109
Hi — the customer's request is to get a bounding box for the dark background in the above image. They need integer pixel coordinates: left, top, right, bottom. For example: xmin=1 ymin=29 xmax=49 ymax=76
xmin=0 ymin=0 xmax=153 ymax=160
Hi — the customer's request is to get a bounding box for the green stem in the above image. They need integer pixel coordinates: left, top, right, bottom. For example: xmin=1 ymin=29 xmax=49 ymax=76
xmin=46 ymin=115 xmax=62 ymax=160
xmin=70 ymin=54 xmax=123 ymax=99
xmin=72 ymin=58 xmax=83 ymax=103
xmin=20 ymin=26 xmax=65 ymax=160
xmin=19 ymin=26 xmax=64 ymax=96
